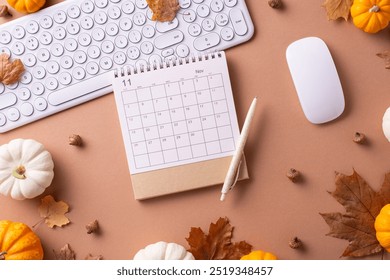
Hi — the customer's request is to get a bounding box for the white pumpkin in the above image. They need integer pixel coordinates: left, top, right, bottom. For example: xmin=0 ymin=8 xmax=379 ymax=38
xmin=383 ymin=107 xmax=390 ymax=142
xmin=0 ymin=139 xmax=54 ymax=200
xmin=133 ymin=241 xmax=194 ymax=260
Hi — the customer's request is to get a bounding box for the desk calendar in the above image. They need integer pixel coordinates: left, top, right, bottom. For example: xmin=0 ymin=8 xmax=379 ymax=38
xmin=113 ymin=52 xmax=248 ymax=199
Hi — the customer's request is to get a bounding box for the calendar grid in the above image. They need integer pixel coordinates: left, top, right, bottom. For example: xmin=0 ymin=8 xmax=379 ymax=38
xmin=121 ymin=73 xmax=236 ymax=171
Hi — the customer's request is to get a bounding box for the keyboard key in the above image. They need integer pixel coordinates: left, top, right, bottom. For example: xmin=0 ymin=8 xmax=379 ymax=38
xmin=67 ymin=5 xmax=81 ymax=19
xmin=0 ymin=113 xmax=6 ymax=126
xmin=149 ymin=54 xmax=162 ymax=66
xmin=87 ymin=45 xmax=101 ymax=58
xmin=179 ymin=0 xmax=191 ymax=9
xmin=0 ymin=93 xmax=17 ymax=110
xmin=86 ymin=61 xmax=100 ymax=75
xmin=119 ymin=17 xmax=133 ymax=31
xmin=0 ymin=31 xmax=11 ymax=44
xmin=53 ymin=10 xmax=67 ymax=24
xmin=48 ymin=71 xmax=113 ymax=106
xmin=7 ymin=108 xmax=20 ymax=121
xmin=114 ymin=35 xmax=128 ymax=48
xmin=34 ymin=98 xmax=48 ymax=111
xmin=31 ymin=82 xmax=45 ymax=95
xmin=216 ymin=13 xmax=229 ymax=26
xmin=60 ymin=56 xmax=74 ymax=69
xmin=211 ymin=0 xmax=224 ymax=12
xmin=140 ymin=41 xmax=154 ymax=55
xmin=23 ymin=53 xmax=37 ymax=67
xmin=142 ymin=25 xmax=155 ymax=38
xmin=156 ymin=18 xmax=178 ymax=33
xmin=65 ymin=38 xmax=78 ymax=52
xmin=128 ymin=30 xmax=142 ymax=43
xmin=95 ymin=11 xmax=108 ymax=24
xmin=108 ymin=6 xmax=121 ymax=19
xmin=155 ymin=30 xmax=184 ymax=50
xmin=92 ymin=27 xmax=105 ymax=41
xmin=133 ymin=12 xmax=147 ymax=26
xmin=26 ymin=37 xmax=39 ymax=50
xmin=74 ymin=50 xmax=87 ymax=63
xmin=99 ymin=56 xmax=113 ymax=70
xmin=122 ymin=1 xmax=135 ymax=14
xmin=39 ymin=32 xmax=53 ymax=45
xmin=127 ymin=46 xmax=140 ymax=60
xmin=13 ymin=26 xmax=25 ymax=39
xmin=72 ymin=67 xmax=86 ymax=80
xmin=101 ymin=40 xmax=115 ymax=53
xmin=193 ymin=32 xmax=220 ymax=51
xmin=81 ymin=16 xmax=94 ymax=30
xmin=183 ymin=9 xmax=196 ymax=22
xmin=21 ymin=102 xmax=34 ymax=116
xmin=105 ymin=22 xmax=119 ymax=36
xmin=202 ymin=18 xmax=215 ymax=31
xmin=67 ymin=21 xmax=81 ymax=35
xmin=193 ymin=0 xmax=204 ymax=3
xmin=33 ymin=66 xmax=46 ymax=79
xmin=229 ymin=8 xmax=248 ymax=35
xmin=113 ymin=51 xmax=127 ymax=65
xmin=95 ymin=0 xmax=108 ymax=8
xmin=224 ymin=0 xmax=237 ymax=7
xmin=197 ymin=4 xmax=210 ymax=17
xmin=47 ymin=61 xmax=60 ymax=74
xmin=17 ymin=88 xmax=31 ymax=100
xmin=39 ymin=15 xmax=53 ymax=29
xmin=176 ymin=44 xmax=190 ymax=58
xmin=59 ymin=72 xmax=73 ymax=85
xmin=26 ymin=20 xmax=39 ymax=34
xmin=188 ymin=23 xmax=201 ymax=36
xmin=12 ymin=42 xmax=25 ymax=55
xmin=51 ymin=43 xmax=64 ymax=56
xmin=45 ymin=77 xmax=59 ymax=90
xmin=135 ymin=0 xmax=148 ymax=9
xmin=53 ymin=26 xmax=66 ymax=40
xmin=221 ymin=27 xmax=234 ymax=41
xmin=78 ymin=33 xmax=92 ymax=46
xmin=0 ymin=47 xmax=11 ymax=56
xmin=135 ymin=59 xmax=148 ymax=70
xmin=20 ymin=72 xmax=33 ymax=84
xmin=81 ymin=0 xmax=95 ymax=13
xmin=162 ymin=48 xmax=174 ymax=57
xmin=6 ymin=82 xmax=19 ymax=90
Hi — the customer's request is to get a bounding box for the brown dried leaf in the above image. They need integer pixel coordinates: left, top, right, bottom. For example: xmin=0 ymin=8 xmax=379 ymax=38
xmin=320 ymin=170 xmax=390 ymax=257
xmin=377 ymin=51 xmax=390 ymax=69
xmin=0 ymin=53 xmax=25 ymax=85
xmin=322 ymin=0 xmax=353 ymax=21
xmin=186 ymin=217 xmax=252 ymax=260
xmin=53 ymin=244 xmax=76 ymax=260
xmin=38 ymin=195 xmax=70 ymax=228
xmin=146 ymin=0 xmax=180 ymax=22
xmin=85 ymin=253 xmax=103 ymax=260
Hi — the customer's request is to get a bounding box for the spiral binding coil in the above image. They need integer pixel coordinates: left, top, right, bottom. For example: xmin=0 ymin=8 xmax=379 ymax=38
xmin=114 ymin=52 xmax=223 ymax=78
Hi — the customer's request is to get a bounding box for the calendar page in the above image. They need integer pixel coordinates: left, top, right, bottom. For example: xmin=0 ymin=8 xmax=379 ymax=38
xmin=113 ymin=52 xmax=240 ymax=175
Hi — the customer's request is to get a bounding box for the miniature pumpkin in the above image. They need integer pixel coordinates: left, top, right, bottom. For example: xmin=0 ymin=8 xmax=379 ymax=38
xmin=7 ymin=0 xmax=46 ymax=13
xmin=0 ymin=139 xmax=54 ymax=200
xmin=133 ymin=241 xmax=194 ymax=260
xmin=350 ymin=0 xmax=390 ymax=33
xmin=0 ymin=220 xmax=44 ymax=260
xmin=375 ymin=204 xmax=390 ymax=252
xmin=382 ymin=107 xmax=390 ymax=142
xmin=240 ymin=250 xmax=277 ymax=260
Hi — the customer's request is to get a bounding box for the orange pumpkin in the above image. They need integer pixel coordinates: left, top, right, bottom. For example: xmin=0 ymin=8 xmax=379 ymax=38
xmin=7 ymin=0 xmax=46 ymax=14
xmin=240 ymin=250 xmax=277 ymax=260
xmin=0 ymin=220 xmax=43 ymax=260
xmin=351 ymin=0 xmax=390 ymax=33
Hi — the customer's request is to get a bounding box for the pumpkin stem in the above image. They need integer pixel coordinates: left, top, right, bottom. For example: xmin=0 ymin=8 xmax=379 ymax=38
xmin=12 ymin=165 xmax=26 ymax=179
xmin=0 ymin=251 xmax=7 ymax=260
xmin=369 ymin=5 xmax=380 ymax=13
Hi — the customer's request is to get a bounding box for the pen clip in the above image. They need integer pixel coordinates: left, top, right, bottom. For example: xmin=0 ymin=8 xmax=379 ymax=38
xmin=228 ymin=156 xmax=243 ymax=190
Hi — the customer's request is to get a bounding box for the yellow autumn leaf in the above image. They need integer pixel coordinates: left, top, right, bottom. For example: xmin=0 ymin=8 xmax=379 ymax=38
xmin=322 ymin=0 xmax=353 ymax=21
xmin=38 ymin=195 xmax=70 ymax=228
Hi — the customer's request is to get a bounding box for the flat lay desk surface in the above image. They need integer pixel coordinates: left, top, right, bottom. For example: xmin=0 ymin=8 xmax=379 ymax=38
xmin=1 ymin=0 xmax=390 ymax=260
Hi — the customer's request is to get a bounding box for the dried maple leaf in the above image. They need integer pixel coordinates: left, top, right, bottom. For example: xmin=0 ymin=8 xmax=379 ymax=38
xmin=146 ymin=0 xmax=180 ymax=22
xmin=320 ymin=170 xmax=390 ymax=257
xmin=186 ymin=217 xmax=252 ymax=260
xmin=85 ymin=253 xmax=103 ymax=260
xmin=377 ymin=51 xmax=390 ymax=69
xmin=53 ymin=244 xmax=76 ymax=260
xmin=0 ymin=53 xmax=25 ymax=85
xmin=322 ymin=0 xmax=353 ymax=21
xmin=38 ymin=195 xmax=70 ymax=228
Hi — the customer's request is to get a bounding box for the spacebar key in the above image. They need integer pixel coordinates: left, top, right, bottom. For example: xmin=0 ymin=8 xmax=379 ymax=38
xmin=48 ymin=71 xmax=113 ymax=106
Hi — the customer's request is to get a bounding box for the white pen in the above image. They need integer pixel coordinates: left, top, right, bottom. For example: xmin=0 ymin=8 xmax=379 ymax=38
xmin=220 ymin=97 xmax=258 ymax=201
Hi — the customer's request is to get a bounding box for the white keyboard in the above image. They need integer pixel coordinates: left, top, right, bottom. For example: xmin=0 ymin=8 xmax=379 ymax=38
xmin=0 ymin=0 xmax=254 ymax=133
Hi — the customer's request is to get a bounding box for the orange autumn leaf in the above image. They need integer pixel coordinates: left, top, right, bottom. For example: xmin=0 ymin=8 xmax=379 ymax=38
xmin=186 ymin=217 xmax=252 ymax=260
xmin=322 ymin=0 xmax=353 ymax=21
xmin=53 ymin=244 xmax=76 ymax=260
xmin=0 ymin=53 xmax=25 ymax=85
xmin=320 ymin=170 xmax=390 ymax=257
xmin=146 ymin=0 xmax=180 ymax=22
xmin=38 ymin=195 xmax=70 ymax=228
xmin=377 ymin=51 xmax=390 ymax=69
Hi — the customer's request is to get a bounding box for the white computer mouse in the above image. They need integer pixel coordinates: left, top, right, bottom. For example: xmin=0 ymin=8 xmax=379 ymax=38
xmin=286 ymin=37 xmax=345 ymax=124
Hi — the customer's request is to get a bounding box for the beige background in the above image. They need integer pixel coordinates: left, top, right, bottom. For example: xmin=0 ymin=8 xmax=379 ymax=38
xmin=1 ymin=0 xmax=390 ymax=260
